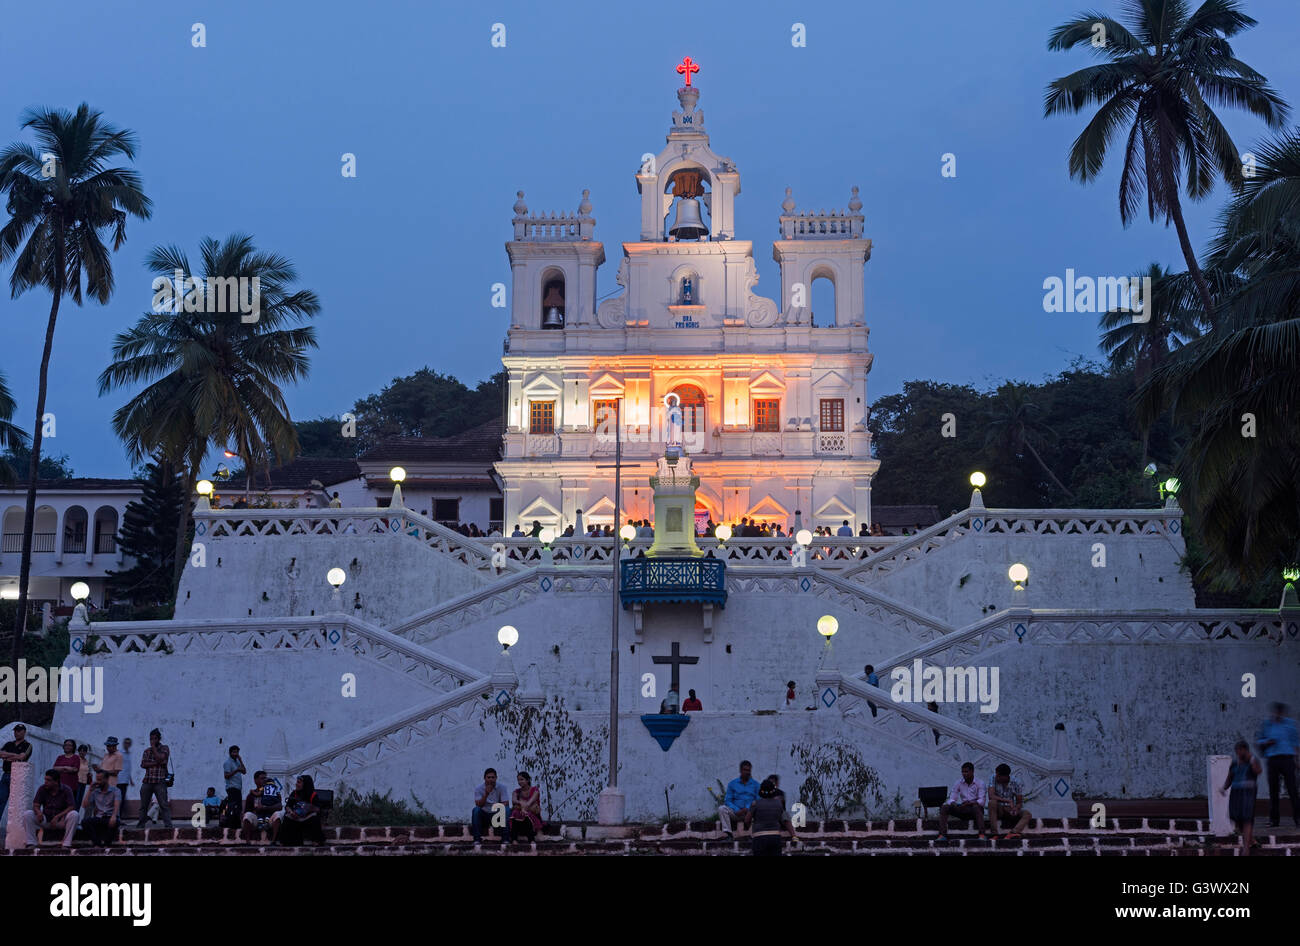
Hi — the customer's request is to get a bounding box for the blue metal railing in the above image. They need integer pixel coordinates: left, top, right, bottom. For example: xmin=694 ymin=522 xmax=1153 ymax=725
xmin=620 ymin=557 xmax=727 ymax=608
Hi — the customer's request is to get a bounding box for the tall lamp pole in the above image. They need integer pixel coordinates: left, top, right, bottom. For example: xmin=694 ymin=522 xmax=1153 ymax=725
xmin=597 ymin=399 xmax=625 ymax=823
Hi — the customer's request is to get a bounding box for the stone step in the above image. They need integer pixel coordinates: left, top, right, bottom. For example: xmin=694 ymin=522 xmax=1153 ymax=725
xmin=7 ymin=823 xmax=1298 ymax=856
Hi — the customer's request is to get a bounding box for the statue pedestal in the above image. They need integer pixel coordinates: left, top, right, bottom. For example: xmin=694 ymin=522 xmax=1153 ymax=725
xmin=5 ymin=761 xmax=32 ymax=850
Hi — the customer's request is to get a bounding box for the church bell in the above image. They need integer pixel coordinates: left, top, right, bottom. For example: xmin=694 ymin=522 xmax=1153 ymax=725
xmin=668 ymin=197 xmax=708 ymax=241
xmin=541 ymin=285 xmax=565 ymax=328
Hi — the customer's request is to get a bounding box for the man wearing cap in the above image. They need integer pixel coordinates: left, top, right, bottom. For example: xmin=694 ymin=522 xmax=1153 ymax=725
xmin=0 ymin=723 xmax=33 ymax=822
xmin=96 ymin=737 xmax=124 ymax=794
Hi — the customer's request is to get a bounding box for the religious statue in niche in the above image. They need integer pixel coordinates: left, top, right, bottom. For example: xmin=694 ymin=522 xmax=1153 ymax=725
xmin=681 ymin=275 xmax=693 ymax=304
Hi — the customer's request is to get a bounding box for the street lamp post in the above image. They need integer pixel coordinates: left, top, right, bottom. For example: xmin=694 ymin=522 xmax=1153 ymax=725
xmin=598 ymin=399 xmax=625 ymax=824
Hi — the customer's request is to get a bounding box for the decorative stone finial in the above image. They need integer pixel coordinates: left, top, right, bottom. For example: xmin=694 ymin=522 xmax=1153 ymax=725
xmin=848 ymin=185 xmax=862 ymax=213
xmin=578 ymin=189 xmax=592 ymax=216
xmin=513 ymin=190 xmax=528 ymax=216
xmin=781 ymin=187 xmax=796 ymax=214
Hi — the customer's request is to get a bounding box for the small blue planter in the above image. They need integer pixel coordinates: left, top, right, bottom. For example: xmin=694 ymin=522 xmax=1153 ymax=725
xmin=641 ymin=713 xmax=690 ymax=751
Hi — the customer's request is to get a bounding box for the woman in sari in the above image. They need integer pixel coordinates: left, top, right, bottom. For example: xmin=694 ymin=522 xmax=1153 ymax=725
xmin=510 ymin=772 xmax=543 ymax=843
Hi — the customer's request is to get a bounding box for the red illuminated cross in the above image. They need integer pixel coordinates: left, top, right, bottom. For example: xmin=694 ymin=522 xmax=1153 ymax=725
xmin=676 ymin=56 xmax=700 ymax=87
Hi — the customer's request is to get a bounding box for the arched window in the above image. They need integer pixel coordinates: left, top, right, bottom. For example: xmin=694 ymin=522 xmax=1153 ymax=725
xmin=810 ymin=274 xmax=836 ymax=327
xmin=671 ymin=385 xmax=706 ymax=439
xmin=541 ymin=272 xmax=565 ymax=329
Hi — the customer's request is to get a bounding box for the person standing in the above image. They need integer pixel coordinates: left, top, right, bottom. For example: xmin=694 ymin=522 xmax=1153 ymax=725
xmin=52 ymin=739 xmax=80 ymax=795
xmin=1255 ymin=702 xmax=1299 ymax=827
xmin=0 ymin=724 xmax=33 ymax=822
xmin=1220 ymin=740 xmax=1263 ymax=854
xmin=137 ymin=728 xmax=173 ymax=828
xmin=76 ymin=744 xmax=92 ymax=808
xmin=745 ymin=778 xmax=798 ymax=855
xmin=118 ymin=737 xmax=135 ymax=811
xmin=97 ymin=737 xmax=124 ymax=797
xmin=223 ymin=745 xmax=246 ymax=814
xmin=864 ymin=664 xmax=880 ymax=718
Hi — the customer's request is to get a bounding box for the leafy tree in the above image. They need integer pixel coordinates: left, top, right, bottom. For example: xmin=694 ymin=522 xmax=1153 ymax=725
xmin=1138 ymin=127 xmax=1300 ymax=588
xmin=484 ymin=695 xmax=607 ymax=822
xmin=789 ymin=740 xmax=884 ymax=821
xmin=983 ymin=382 xmax=1074 ymax=503
xmin=1098 ymin=263 xmax=1204 ymax=386
xmin=1045 ymin=0 xmax=1289 ymax=322
xmin=869 ymin=381 xmax=994 ymax=515
xmin=98 ymin=234 xmax=320 ymax=592
xmin=0 ymin=445 xmax=74 ymax=481
xmin=0 ymin=104 xmax=152 ymax=660
xmin=353 ymin=369 xmax=504 ymax=452
xmin=105 ymin=459 xmax=184 ymax=605
xmin=293 ymin=417 xmax=358 ymax=459
xmin=0 ymin=371 xmax=27 ymax=485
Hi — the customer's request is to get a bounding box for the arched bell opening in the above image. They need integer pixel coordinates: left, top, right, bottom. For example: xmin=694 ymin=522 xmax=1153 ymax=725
xmin=540 ymin=270 xmax=566 ymax=329
xmin=663 ymin=168 xmax=712 ymax=242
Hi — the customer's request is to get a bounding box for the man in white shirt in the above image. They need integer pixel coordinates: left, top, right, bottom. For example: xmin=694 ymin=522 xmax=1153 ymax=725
xmin=937 ymin=762 xmax=986 ymax=841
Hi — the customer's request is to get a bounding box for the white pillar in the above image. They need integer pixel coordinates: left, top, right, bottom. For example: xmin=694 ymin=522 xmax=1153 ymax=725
xmin=5 ymin=761 xmax=32 ymax=850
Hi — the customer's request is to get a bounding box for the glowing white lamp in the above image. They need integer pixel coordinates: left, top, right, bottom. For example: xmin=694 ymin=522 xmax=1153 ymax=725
xmin=714 ymin=524 xmax=732 ymax=543
xmin=817 ymin=614 xmax=839 ymax=639
xmin=1008 ymin=562 xmax=1029 ymax=590
xmin=327 ymin=568 xmax=346 ymax=588
xmin=620 ymin=524 xmax=637 ymax=543
xmin=796 ymin=529 xmax=812 ymax=547
xmin=497 ymin=625 xmax=519 ymax=650
xmin=970 ymin=471 xmax=986 ymax=488
xmin=70 ymin=581 xmax=90 ymax=602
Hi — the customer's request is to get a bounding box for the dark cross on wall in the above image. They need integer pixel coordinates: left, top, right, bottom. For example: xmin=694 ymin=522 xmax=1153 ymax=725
xmin=651 ymin=641 xmax=699 ymax=694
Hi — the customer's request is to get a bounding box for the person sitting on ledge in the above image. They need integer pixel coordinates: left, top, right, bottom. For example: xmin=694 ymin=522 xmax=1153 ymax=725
xmin=988 ymin=763 xmax=1031 ymax=839
xmin=24 ymin=770 xmax=79 ymax=848
xmin=937 ymin=762 xmax=986 ymax=842
xmin=682 ymin=689 xmax=703 ymax=712
xmin=718 ymin=760 xmax=760 ymax=839
xmin=278 ymin=775 xmax=326 ymax=846
xmin=241 ymin=771 xmax=283 ymax=843
xmin=80 ymin=769 xmax=121 ymax=846
xmin=472 ymin=768 xmax=511 ymax=844
xmin=510 ymin=771 xmax=543 ymax=844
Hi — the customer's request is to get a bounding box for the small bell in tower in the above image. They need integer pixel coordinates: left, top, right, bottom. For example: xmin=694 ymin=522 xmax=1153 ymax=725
xmin=541 ymin=284 xmax=565 ymax=329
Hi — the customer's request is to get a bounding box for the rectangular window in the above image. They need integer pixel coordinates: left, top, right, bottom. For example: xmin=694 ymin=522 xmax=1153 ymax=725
xmin=593 ymin=399 xmax=619 ymax=431
xmin=753 ymin=398 xmax=780 ymax=432
xmin=529 ymin=400 xmax=555 ymax=434
xmin=819 ymin=398 xmax=845 ymax=432
xmin=433 ymin=499 xmax=460 ymax=523
xmin=489 ymin=497 xmax=504 ymax=529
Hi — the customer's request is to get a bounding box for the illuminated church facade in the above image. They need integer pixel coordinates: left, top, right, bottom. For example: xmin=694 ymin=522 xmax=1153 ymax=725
xmin=496 ymin=77 xmax=879 ymax=533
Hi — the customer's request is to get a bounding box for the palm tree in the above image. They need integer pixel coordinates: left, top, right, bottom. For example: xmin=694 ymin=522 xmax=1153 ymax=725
xmin=984 ymin=383 xmax=1074 ymax=502
xmin=0 ymin=370 xmax=28 ymax=485
xmin=1098 ymin=263 xmax=1205 ymax=384
xmin=1137 ymin=128 xmax=1300 ymax=586
xmin=1045 ymin=0 xmax=1289 ymax=323
xmin=98 ymin=234 xmax=320 ymax=591
xmin=0 ymin=105 xmax=152 ymax=658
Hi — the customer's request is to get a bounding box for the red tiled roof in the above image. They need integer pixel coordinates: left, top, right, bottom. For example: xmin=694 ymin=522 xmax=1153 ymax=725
xmin=360 ymin=419 xmax=504 ymax=464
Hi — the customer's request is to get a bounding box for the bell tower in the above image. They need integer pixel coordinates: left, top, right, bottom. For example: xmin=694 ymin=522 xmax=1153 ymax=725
xmin=636 ymin=62 xmax=740 ymax=243
xmin=506 ymin=189 xmax=605 ymax=331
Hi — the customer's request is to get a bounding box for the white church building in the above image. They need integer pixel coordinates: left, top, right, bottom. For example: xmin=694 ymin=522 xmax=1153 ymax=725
xmin=498 ymin=80 xmax=876 ymax=534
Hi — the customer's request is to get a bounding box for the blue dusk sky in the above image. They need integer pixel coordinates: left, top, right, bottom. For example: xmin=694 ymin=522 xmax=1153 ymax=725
xmin=2 ymin=0 xmax=1298 ymax=478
